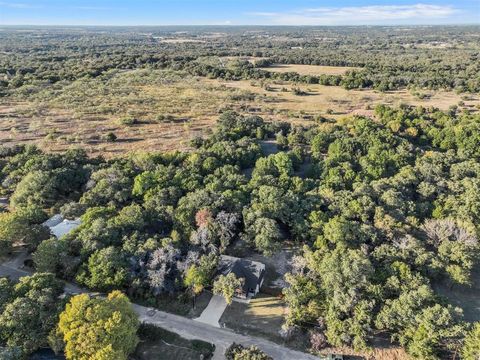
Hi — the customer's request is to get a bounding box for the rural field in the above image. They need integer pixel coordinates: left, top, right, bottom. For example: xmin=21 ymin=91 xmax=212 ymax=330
xmin=1 ymin=64 xmax=478 ymax=157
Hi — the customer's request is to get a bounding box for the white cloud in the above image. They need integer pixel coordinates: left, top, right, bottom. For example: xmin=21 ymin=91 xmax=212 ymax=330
xmin=249 ymin=4 xmax=459 ymax=25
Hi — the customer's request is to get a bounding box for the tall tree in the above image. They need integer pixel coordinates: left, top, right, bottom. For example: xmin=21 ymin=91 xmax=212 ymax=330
xmin=57 ymin=291 xmax=139 ymax=360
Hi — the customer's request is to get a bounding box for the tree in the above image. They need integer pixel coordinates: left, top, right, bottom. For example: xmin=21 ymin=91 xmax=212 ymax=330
xmin=213 ymin=211 xmax=239 ymax=251
xmin=10 ymin=170 xmax=57 ymax=208
xmin=0 ymin=277 xmax=13 ymax=312
xmin=213 ymin=273 xmax=242 ymax=305
xmin=0 ymin=206 xmax=49 ymax=252
xmin=146 ymin=243 xmax=182 ymax=295
xmin=184 ymin=253 xmax=218 ymax=295
xmin=309 ymin=330 xmax=328 ymax=352
xmin=248 ymin=217 xmax=282 ymax=255
xmin=80 ymin=167 xmax=132 ymax=207
xmin=32 ymin=238 xmax=67 ymax=273
xmin=283 ymin=273 xmax=323 ymax=326
xmin=76 ymin=247 xmax=128 ymax=291
xmin=57 ymin=291 xmax=139 ymax=360
xmin=402 ymin=304 xmax=464 ymax=359
xmin=225 ymin=343 xmax=272 ymax=360
xmin=462 ymin=322 xmax=480 ymax=360
xmin=0 ymin=273 xmax=64 ymax=356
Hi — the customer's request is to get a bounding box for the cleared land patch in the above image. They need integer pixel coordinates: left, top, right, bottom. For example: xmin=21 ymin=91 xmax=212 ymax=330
xmin=261 ymin=63 xmax=357 ymax=76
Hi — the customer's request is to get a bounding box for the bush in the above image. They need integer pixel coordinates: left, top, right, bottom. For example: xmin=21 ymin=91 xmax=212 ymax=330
xmin=117 ymin=117 xmax=138 ymax=126
xmin=102 ymin=132 xmax=117 ymax=142
xmin=225 ymin=343 xmax=272 ymax=360
xmin=155 ymin=114 xmax=175 ymax=123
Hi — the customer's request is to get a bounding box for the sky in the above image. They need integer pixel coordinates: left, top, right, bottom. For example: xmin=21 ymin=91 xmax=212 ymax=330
xmin=0 ymin=0 xmax=478 ymax=26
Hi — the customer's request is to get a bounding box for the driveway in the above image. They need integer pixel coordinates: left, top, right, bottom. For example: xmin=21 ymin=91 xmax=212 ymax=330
xmin=195 ymin=294 xmax=228 ymax=327
xmin=0 ymin=263 xmax=318 ymax=360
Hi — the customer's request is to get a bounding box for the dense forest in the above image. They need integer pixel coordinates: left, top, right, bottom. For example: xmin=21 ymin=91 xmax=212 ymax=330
xmin=1 ymin=26 xmax=479 ymax=93
xmin=1 ymin=103 xmax=479 ymax=358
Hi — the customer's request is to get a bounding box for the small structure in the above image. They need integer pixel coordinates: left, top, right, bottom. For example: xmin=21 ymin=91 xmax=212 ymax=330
xmin=218 ymin=255 xmax=265 ymax=299
xmin=43 ymin=214 xmax=81 ymax=238
xmin=0 ymin=197 xmax=8 ymax=210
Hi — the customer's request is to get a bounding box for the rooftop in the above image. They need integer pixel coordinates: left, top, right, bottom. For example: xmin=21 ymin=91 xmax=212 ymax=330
xmin=218 ymin=255 xmax=265 ymax=294
xmin=43 ymin=214 xmax=81 ymax=238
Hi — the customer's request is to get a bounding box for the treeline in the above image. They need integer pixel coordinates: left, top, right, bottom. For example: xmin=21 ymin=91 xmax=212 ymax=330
xmin=1 ymin=26 xmax=479 ymax=94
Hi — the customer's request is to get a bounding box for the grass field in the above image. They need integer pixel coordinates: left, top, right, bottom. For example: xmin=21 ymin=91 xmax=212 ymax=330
xmin=1 ymin=68 xmax=478 ymax=157
xmin=261 ymin=63 xmax=357 ymax=75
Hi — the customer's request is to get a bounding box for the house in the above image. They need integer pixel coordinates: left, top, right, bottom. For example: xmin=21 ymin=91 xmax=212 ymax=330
xmin=218 ymin=255 xmax=265 ymax=299
xmin=43 ymin=214 xmax=81 ymax=238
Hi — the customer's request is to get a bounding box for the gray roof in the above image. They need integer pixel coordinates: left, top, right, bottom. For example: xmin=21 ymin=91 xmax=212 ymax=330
xmin=43 ymin=214 xmax=81 ymax=238
xmin=218 ymin=255 xmax=265 ymax=293
xmin=43 ymin=214 xmax=64 ymax=228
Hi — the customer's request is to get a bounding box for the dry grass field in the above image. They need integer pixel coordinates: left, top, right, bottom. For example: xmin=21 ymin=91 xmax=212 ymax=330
xmin=261 ymin=63 xmax=358 ymax=75
xmin=214 ymin=78 xmax=479 ymax=118
xmin=1 ymin=67 xmax=478 ymax=157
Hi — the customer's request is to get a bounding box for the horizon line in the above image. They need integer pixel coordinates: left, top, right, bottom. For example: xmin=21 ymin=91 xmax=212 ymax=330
xmin=1 ymin=23 xmax=479 ymax=27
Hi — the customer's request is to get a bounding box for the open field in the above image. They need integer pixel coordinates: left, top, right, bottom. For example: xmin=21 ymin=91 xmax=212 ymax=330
xmin=213 ymin=78 xmax=480 ymax=118
xmin=261 ymin=63 xmax=358 ymax=75
xmin=1 ymin=68 xmax=478 ymax=157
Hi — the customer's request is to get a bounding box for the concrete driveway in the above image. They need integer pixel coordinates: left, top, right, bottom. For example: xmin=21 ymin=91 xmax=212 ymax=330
xmin=195 ymin=294 xmax=228 ymax=327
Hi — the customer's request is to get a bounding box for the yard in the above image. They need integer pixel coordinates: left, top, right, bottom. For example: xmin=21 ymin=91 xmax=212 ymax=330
xmin=219 ymin=293 xmax=310 ymax=351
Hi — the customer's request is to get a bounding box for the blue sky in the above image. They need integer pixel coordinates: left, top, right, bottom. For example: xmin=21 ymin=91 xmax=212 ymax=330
xmin=0 ymin=0 xmax=478 ymax=25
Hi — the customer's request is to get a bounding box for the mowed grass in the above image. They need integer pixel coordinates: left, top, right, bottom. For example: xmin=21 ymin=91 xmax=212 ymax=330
xmin=1 ymin=68 xmax=478 ymax=157
xmin=220 ymin=294 xmax=286 ymax=340
xmin=219 ymin=294 xmax=308 ymax=348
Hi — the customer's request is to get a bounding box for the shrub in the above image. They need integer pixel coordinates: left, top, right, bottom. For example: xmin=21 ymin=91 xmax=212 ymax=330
xmin=117 ymin=117 xmax=138 ymax=126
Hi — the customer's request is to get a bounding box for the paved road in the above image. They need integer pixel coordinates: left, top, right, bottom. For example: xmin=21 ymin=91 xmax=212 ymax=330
xmin=0 ymin=263 xmax=319 ymax=360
